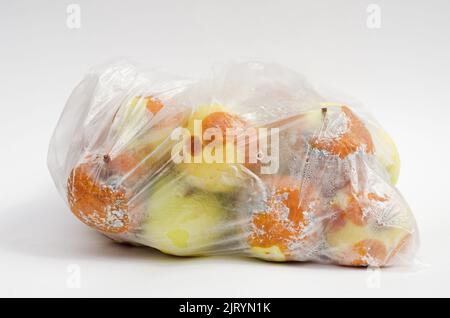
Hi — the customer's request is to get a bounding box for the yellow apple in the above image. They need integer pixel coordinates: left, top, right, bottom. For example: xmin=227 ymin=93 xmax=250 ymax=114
xmin=249 ymin=246 xmax=286 ymax=262
xmin=326 ymin=186 xmax=414 ymax=266
xmin=177 ymin=104 xmax=248 ymax=193
xmin=142 ymin=175 xmax=225 ymax=256
xmin=369 ymin=126 xmax=401 ymax=184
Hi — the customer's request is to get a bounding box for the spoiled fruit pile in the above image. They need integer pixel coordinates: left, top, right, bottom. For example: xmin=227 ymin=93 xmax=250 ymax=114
xmin=48 ymin=61 xmax=418 ymax=267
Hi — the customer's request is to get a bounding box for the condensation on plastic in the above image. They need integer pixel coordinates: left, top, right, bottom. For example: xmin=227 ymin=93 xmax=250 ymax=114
xmin=48 ymin=60 xmax=419 ymax=267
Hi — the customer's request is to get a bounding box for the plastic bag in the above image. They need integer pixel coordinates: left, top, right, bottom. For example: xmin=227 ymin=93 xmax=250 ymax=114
xmin=48 ymin=60 xmax=418 ymax=266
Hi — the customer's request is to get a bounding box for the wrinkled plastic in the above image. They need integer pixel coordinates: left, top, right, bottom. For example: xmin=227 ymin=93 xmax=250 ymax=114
xmin=48 ymin=60 xmax=418 ymax=267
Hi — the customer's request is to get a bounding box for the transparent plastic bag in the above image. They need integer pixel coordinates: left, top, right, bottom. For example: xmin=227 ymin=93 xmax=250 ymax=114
xmin=48 ymin=60 xmax=418 ymax=266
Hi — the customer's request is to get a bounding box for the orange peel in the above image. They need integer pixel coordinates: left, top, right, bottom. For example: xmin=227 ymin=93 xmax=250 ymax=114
xmin=249 ymin=176 xmax=320 ymax=255
xmin=311 ymin=106 xmax=374 ymax=158
xmin=67 ymin=162 xmax=129 ymax=234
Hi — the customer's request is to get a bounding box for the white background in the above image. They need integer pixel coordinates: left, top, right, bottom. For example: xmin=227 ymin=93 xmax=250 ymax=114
xmin=1 ymin=0 xmax=449 ymax=297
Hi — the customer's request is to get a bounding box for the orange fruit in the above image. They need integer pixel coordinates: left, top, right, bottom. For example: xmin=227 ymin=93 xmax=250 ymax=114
xmin=310 ymin=106 xmax=374 ymax=159
xmin=145 ymin=97 xmax=164 ymax=115
xmin=202 ymin=111 xmax=248 ymax=140
xmin=248 ymin=176 xmax=320 ymax=255
xmin=329 ymin=186 xmax=389 ymax=231
xmin=108 ymin=145 xmax=153 ymax=177
xmin=351 ymin=239 xmax=388 ymax=266
xmin=201 ymin=111 xmax=249 ymax=155
xmin=67 ymin=162 xmax=129 ymax=234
